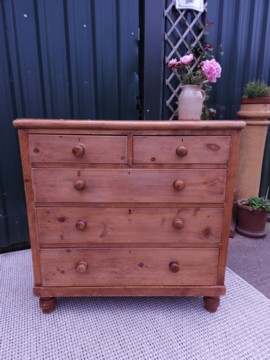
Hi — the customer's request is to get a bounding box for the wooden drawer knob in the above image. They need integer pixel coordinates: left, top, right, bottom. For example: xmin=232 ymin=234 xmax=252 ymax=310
xmin=173 ymin=218 xmax=184 ymax=229
xmin=176 ymin=145 xmax=188 ymax=157
xmin=76 ymin=220 xmax=87 ymax=231
xmin=173 ymin=180 xmax=185 ymax=191
xmin=72 ymin=144 xmax=85 ymax=157
xmin=74 ymin=179 xmax=86 ymax=191
xmin=76 ymin=261 xmax=88 ymax=273
xmin=169 ymin=261 xmax=180 ymax=273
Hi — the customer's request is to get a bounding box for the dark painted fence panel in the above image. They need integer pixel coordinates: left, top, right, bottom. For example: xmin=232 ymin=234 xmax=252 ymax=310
xmin=207 ymin=0 xmax=270 ymax=197
xmin=143 ymin=0 xmax=165 ymax=120
xmin=0 ymin=0 xmax=139 ymax=250
xmin=0 ymin=1 xmax=29 ymax=248
xmin=207 ymin=0 xmax=270 ymax=120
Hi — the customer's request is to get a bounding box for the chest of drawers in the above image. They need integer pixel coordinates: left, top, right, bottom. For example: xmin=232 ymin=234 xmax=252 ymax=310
xmin=13 ymin=119 xmax=245 ymax=313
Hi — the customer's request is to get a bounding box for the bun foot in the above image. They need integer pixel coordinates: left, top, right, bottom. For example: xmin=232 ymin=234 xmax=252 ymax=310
xmin=39 ymin=297 xmax=57 ymax=314
xmin=203 ymin=296 xmax=220 ymax=313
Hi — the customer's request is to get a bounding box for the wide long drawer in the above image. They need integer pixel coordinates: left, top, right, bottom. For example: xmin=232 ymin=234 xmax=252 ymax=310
xmin=32 ymin=168 xmax=227 ymax=203
xmin=29 ymin=135 xmax=128 ymax=164
xmin=133 ymin=135 xmax=231 ymax=164
xmin=36 ymin=207 xmax=223 ymax=245
xmin=40 ymin=248 xmax=219 ymax=286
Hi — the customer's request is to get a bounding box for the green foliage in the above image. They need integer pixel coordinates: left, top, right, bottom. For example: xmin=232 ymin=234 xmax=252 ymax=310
xmin=201 ymin=107 xmax=216 ymax=120
xmin=243 ymin=196 xmax=270 ymax=212
xmin=243 ymin=80 xmax=270 ymax=98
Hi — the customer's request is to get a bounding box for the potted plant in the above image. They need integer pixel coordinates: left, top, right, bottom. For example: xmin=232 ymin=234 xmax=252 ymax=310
xmin=235 ymin=80 xmax=270 ymax=200
xmin=236 ymin=196 xmax=270 ymax=238
xmin=167 ymin=55 xmax=221 ymax=120
xmin=237 ymin=80 xmax=270 ymax=121
xmin=243 ymin=80 xmax=270 ymax=97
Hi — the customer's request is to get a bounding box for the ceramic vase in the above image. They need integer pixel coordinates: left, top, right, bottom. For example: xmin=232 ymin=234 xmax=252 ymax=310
xmin=178 ymin=85 xmax=205 ymax=120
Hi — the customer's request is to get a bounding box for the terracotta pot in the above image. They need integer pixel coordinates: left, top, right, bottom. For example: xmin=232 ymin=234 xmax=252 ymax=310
xmin=238 ymin=97 xmax=270 ymax=117
xmin=236 ymin=199 xmax=268 ymax=238
xmin=178 ymin=85 xmax=205 ymax=120
xmin=235 ymin=97 xmax=270 ymax=200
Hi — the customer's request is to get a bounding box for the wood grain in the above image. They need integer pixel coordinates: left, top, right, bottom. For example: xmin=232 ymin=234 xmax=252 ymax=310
xmin=39 ymin=248 xmax=219 ymax=286
xmin=17 ymin=130 xmax=42 ymax=285
xmin=133 ymin=135 xmax=230 ymax=164
xmin=217 ymin=130 xmax=242 ymax=284
xmin=32 ymin=168 xmax=227 ymax=203
xmin=13 ymin=119 xmax=244 ymax=312
xmin=33 ymin=285 xmax=226 ymax=297
xmin=13 ymin=119 xmax=246 ymax=130
xmin=29 ymin=134 xmax=127 ymax=164
xmin=36 ymin=207 xmax=223 ymax=245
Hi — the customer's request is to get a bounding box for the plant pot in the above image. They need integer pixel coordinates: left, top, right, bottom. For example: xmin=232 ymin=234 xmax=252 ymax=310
xmin=236 ymin=199 xmax=268 ymax=238
xmin=238 ymin=97 xmax=270 ymax=116
xmin=235 ymin=98 xmax=270 ymax=200
xmin=178 ymin=85 xmax=205 ymax=120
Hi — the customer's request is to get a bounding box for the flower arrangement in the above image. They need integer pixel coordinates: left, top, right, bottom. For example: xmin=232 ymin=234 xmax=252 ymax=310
xmin=167 ymin=21 xmax=222 ymax=119
xmin=168 ymin=54 xmax=222 ymax=86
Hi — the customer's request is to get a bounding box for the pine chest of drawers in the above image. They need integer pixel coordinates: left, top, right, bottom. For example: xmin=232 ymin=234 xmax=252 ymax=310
xmin=13 ymin=119 xmax=245 ymax=313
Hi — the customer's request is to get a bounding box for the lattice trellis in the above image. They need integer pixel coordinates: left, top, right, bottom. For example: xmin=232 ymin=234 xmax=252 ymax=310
xmin=164 ymin=0 xmax=208 ymax=120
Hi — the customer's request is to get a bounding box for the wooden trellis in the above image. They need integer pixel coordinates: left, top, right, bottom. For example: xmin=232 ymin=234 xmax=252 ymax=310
xmin=164 ymin=0 xmax=208 ymax=120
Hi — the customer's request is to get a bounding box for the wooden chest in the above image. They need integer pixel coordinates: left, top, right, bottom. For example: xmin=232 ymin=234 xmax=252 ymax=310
xmin=13 ymin=119 xmax=245 ymax=313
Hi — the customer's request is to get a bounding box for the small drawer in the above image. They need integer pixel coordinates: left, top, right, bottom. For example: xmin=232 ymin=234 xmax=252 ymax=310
xmin=133 ymin=136 xmax=230 ymax=164
xmin=29 ymin=135 xmax=127 ymax=164
xmin=36 ymin=207 xmax=223 ymax=246
xmin=40 ymin=248 xmax=219 ymax=286
xmin=33 ymin=168 xmax=227 ymax=203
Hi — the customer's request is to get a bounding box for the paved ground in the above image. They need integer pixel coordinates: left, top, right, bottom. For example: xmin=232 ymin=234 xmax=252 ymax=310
xmin=227 ymin=222 xmax=270 ymax=299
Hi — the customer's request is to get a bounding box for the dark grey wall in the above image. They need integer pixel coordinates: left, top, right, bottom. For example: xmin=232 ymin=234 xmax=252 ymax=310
xmin=206 ymin=0 xmax=270 ymax=197
xmin=207 ymin=0 xmax=270 ymax=120
xmin=0 ymin=0 xmax=140 ymax=250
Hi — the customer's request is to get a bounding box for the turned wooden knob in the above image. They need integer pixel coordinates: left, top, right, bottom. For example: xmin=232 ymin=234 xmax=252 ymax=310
xmin=169 ymin=261 xmax=180 ymax=273
xmin=173 ymin=180 xmax=185 ymax=191
xmin=176 ymin=145 xmax=188 ymax=157
xmin=74 ymin=179 xmax=86 ymax=191
xmin=76 ymin=261 xmax=88 ymax=273
xmin=72 ymin=144 xmax=85 ymax=157
xmin=172 ymin=217 xmax=184 ymax=229
xmin=76 ymin=220 xmax=87 ymax=231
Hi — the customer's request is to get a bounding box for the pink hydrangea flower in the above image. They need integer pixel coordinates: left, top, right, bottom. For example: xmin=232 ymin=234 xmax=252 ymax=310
xmin=201 ymin=59 xmax=222 ymax=83
xmin=180 ymin=54 xmax=194 ymax=65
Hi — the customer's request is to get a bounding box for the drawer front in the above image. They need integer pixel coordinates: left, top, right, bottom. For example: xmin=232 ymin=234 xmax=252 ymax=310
xmin=40 ymin=248 xmax=219 ymax=286
xmin=33 ymin=168 xmax=226 ymax=203
xmin=29 ymin=135 xmax=127 ymax=164
xmin=37 ymin=207 xmax=223 ymax=245
xmin=133 ymin=136 xmax=231 ymax=164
